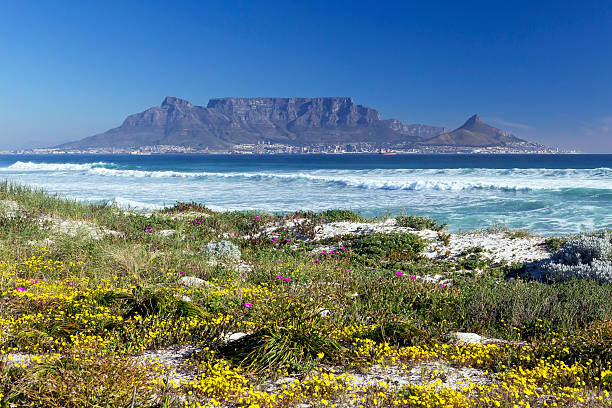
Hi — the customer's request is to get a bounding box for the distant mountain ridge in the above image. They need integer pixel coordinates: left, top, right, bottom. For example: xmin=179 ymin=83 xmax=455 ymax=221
xmin=56 ymin=97 xmax=547 ymax=152
xmin=58 ymin=97 xmax=448 ymax=150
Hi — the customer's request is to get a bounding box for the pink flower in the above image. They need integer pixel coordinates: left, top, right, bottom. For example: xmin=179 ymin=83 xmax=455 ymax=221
xmin=30 ymin=279 xmax=38 ymax=284
xmin=284 ymin=277 xmax=291 ymax=283
xmin=240 ymin=273 xmax=245 ymax=278
xmin=254 ymin=216 xmax=260 ymax=219
xmin=396 ymin=272 xmax=403 ymax=277
xmin=276 ymin=274 xmax=282 ymax=279
xmin=410 ymin=275 xmax=417 ymax=279
xmin=440 ymin=283 xmax=446 ymax=287
xmin=243 ymin=302 xmax=253 ymax=308
xmin=15 ymin=287 xmax=26 ymax=292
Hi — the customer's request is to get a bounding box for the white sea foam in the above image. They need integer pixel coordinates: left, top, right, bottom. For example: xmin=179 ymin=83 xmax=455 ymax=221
xmin=3 ymin=161 xmax=113 ymax=171
xmin=3 ymin=162 xmax=612 ymax=192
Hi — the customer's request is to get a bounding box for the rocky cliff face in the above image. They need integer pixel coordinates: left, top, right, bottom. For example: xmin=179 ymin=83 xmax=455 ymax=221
xmin=59 ymin=97 xmax=448 ymax=150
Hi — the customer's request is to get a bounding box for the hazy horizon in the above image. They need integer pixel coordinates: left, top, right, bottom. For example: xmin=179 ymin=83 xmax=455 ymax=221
xmin=1 ymin=1 xmax=611 ymax=152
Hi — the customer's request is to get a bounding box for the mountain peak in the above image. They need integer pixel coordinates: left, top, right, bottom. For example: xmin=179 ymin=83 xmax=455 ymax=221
xmin=421 ymin=114 xmax=525 ymax=147
xmin=161 ymin=96 xmax=193 ymax=108
xmin=463 ymin=114 xmax=483 ymax=127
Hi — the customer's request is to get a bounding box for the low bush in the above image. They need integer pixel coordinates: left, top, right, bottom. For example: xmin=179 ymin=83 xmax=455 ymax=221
xmin=203 ymin=240 xmax=241 ymax=260
xmin=540 ymin=231 xmax=612 ymax=283
xmin=354 ymin=232 xmax=425 ymax=261
xmin=161 ymin=201 xmax=212 ymax=214
xmin=396 ymin=214 xmax=446 ymax=231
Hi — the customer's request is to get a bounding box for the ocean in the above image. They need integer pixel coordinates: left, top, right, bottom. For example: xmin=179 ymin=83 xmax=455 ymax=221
xmin=1 ymin=153 xmax=611 ymax=235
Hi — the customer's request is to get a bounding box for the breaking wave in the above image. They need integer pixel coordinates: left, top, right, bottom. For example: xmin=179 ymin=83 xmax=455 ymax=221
xmin=3 ymin=161 xmax=612 ymax=192
xmin=4 ymin=161 xmax=116 ymax=171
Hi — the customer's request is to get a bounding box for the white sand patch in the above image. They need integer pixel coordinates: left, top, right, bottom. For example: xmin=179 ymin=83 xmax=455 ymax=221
xmin=310 ymin=219 xmax=550 ymax=264
xmin=39 ymin=215 xmax=124 ymax=240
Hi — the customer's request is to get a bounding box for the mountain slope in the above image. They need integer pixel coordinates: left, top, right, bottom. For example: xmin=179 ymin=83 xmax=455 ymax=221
xmin=422 ymin=114 xmax=525 ymax=147
xmin=57 ymin=97 xmax=448 ymax=150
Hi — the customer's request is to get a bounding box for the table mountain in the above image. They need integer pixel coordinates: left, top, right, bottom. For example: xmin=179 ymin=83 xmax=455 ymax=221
xmin=421 ymin=114 xmax=526 ymax=147
xmin=57 ymin=97 xmax=448 ymax=150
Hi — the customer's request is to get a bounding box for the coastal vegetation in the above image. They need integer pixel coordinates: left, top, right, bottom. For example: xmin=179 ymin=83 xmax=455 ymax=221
xmin=0 ymin=182 xmax=611 ymax=407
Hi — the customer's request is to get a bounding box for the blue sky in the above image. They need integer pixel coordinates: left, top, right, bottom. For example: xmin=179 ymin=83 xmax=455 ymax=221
xmin=1 ymin=0 xmax=611 ymax=151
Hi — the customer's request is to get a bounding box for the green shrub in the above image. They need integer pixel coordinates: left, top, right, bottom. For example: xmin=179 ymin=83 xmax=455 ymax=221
xmin=396 ymin=214 xmax=446 ymax=231
xmin=544 ymin=236 xmax=569 ymax=251
xmin=161 ymin=201 xmax=212 ymax=214
xmin=354 ymin=232 xmax=425 ymax=261
xmin=319 ymin=209 xmax=366 ymax=222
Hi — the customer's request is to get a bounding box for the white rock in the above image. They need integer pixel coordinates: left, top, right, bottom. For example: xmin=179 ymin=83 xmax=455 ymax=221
xmin=453 ymin=332 xmax=483 ymax=344
xmin=26 ymin=238 xmax=55 ymax=247
xmin=225 ymin=332 xmax=249 ymax=342
xmin=180 ymin=276 xmax=206 ymax=287
xmin=316 ymin=308 xmax=331 ymax=317
xmin=158 ymin=229 xmax=175 ymax=237
xmin=235 ymin=263 xmax=252 ymax=274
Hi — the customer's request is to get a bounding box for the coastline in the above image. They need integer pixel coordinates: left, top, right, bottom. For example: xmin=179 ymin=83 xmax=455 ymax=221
xmin=1 ymin=182 xmax=611 ymax=406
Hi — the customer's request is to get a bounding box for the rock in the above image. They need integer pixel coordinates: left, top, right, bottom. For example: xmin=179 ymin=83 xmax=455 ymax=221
xmin=203 ymin=240 xmax=241 ymax=260
xmin=452 ymin=331 xmax=523 ymax=345
xmin=180 ymin=276 xmax=206 ymax=287
xmin=452 ymin=332 xmax=483 ymax=344
xmin=316 ymin=308 xmax=331 ymax=317
xmin=26 ymin=238 xmax=55 ymax=247
xmin=235 ymin=263 xmax=252 ymax=274
xmin=224 ymin=332 xmax=249 ymax=343
xmin=158 ymin=229 xmax=175 ymax=237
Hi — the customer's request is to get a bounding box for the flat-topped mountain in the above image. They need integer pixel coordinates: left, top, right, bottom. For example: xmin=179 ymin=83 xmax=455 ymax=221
xmin=57 ymin=97 xmax=448 ymax=150
xmin=422 ymin=114 xmax=526 ymax=147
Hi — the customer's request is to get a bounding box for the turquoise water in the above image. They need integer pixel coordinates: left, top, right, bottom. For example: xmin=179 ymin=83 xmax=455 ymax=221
xmin=1 ymin=154 xmax=611 ymax=235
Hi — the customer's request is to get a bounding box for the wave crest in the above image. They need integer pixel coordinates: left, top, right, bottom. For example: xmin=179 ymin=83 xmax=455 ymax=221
xmin=4 ymin=161 xmax=114 ymax=171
